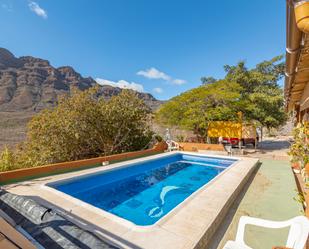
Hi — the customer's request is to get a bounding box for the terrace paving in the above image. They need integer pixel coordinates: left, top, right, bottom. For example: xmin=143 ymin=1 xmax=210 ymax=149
xmin=208 ymin=159 xmax=303 ymax=249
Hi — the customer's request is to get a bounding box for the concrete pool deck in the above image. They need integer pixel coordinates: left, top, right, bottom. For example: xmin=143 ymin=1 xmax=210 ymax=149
xmin=208 ymin=159 xmax=303 ymax=249
xmin=2 ymin=152 xmax=258 ymax=249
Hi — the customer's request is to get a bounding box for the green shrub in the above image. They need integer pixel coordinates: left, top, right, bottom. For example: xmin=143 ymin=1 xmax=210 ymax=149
xmin=0 ymin=87 xmax=153 ymax=170
xmin=154 ymin=134 xmax=163 ymax=142
xmin=288 ymin=123 xmax=309 ymax=168
xmin=176 ymin=135 xmax=185 ymax=142
xmin=0 ymin=146 xmax=17 ymax=172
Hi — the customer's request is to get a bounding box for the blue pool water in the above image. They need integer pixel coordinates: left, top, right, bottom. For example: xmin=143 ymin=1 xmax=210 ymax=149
xmin=49 ymin=154 xmax=236 ymax=226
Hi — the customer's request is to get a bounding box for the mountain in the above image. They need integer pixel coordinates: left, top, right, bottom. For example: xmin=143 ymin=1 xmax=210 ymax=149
xmin=0 ymin=48 xmax=163 ymax=112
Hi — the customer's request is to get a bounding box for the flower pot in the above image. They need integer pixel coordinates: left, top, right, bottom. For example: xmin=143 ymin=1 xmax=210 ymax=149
xmin=102 ymin=161 xmax=109 ymax=166
xmin=292 ymin=162 xmax=301 ymax=174
xmin=295 ymin=2 xmax=309 ymax=33
xmin=293 ymin=168 xmax=301 ymax=174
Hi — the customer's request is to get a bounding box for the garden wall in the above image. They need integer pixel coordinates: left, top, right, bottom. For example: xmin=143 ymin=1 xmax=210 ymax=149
xmin=0 ymin=142 xmax=167 ymax=184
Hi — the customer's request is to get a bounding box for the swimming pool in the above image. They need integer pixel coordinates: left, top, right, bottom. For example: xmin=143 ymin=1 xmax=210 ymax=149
xmin=48 ymin=153 xmax=237 ymax=226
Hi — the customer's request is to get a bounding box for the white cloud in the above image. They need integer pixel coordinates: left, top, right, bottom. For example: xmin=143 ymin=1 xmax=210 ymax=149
xmin=28 ymin=1 xmax=47 ymax=19
xmin=137 ymin=67 xmax=171 ymax=81
xmin=96 ymin=78 xmax=144 ymax=93
xmin=153 ymin=87 xmax=163 ymax=94
xmin=137 ymin=67 xmax=186 ymax=85
xmin=172 ymin=79 xmax=187 ymax=85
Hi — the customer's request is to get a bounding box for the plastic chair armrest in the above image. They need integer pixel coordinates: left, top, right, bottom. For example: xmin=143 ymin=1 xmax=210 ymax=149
xmin=235 ymin=216 xmax=294 ymax=243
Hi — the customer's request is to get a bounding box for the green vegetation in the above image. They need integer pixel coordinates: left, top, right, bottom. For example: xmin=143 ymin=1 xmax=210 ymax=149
xmin=157 ymin=80 xmax=243 ymax=138
xmin=0 ymin=87 xmax=153 ymax=171
xmin=288 ymin=123 xmax=309 ymax=209
xmin=288 ymin=123 xmax=309 ymax=169
xmin=224 ymin=56 xmax=286 ymax=131
xmin=157 ymin=56 xmax=287 ymax=139
xmin=0 ymin=56 xmax=288 ymax=171
xmin=0 ymin=146 xmax=16 ymax=172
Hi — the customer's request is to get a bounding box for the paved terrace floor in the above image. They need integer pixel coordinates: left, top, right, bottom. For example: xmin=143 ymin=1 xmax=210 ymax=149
xmin=208 ymin=159 xmax=303 ymax=249
xmin=244 ymin=137 xmax=291 ymax=161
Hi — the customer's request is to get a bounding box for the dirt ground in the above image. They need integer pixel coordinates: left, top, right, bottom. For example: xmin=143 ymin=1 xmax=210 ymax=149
xmin=244 ymin=136 xmax=291 ymax=160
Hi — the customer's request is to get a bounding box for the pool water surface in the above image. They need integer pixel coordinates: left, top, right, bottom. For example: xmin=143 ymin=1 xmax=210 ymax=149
xmin=48 ymin=154 xmax=236 ymax=226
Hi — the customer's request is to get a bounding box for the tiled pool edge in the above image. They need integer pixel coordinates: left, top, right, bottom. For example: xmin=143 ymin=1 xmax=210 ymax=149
xmin=147 ymin=156 xmax=259 ymax=249
xmin=3 ymin=153 xmax=259 ymax=249
xmin=193 ymin=158 xmax=259 ymax=249
xmin=46 ymin=155 xmax=236 ymax=227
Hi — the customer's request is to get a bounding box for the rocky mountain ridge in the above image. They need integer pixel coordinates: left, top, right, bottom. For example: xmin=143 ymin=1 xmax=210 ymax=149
xmin=0 ymin=48 xmax=162 ymax=111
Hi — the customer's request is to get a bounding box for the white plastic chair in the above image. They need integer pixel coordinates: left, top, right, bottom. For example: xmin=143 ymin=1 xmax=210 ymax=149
xmin=223 ymin=143 xmax=233 ymax=156
xmin=166 ymin=140 xmax=179 ymax=151
xmin=223 ymin=216 xmax=309 ymax=249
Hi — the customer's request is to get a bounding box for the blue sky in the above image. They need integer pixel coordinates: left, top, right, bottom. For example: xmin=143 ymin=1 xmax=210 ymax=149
xmin=0 ymin=0 xmax=285 ymax=100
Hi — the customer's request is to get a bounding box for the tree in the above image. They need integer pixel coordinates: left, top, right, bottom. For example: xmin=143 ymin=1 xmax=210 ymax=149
xmin=224 ymin=55 xmax=284 ymax=94
xmin=156 ymin=80 xmax=244 ymax=140
xmin=158 ymin=56 xmax=287 ymax=138
xmin=245 ymin=86 xmax=287 ymax=132
xmin=223 ymin=55 xmax=287 ymax=132
xmin=15 ymin=87 xmax=153 ymax=167
xmin=201 ymin=76 xmax=217 ymax=85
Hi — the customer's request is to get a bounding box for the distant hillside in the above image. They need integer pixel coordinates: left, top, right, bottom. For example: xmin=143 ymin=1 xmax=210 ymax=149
xmin=0 ymin=48 xmax=163 ymax=111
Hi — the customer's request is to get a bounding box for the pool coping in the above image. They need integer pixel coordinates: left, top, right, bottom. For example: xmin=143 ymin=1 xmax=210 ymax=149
xmin=42 ymin=152 xmax=239 ymax=229
xmin=3 ymin=152 xmax=259 ymax=249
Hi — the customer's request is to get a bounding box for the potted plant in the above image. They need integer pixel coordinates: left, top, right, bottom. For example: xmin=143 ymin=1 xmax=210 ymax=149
xmin=288 ymin=123 xmax=307 ymax=174
xmin=291 ymin=159 xmax=302 ymax=174
xmin=288 ymin=141 xmax=303 ymax=174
